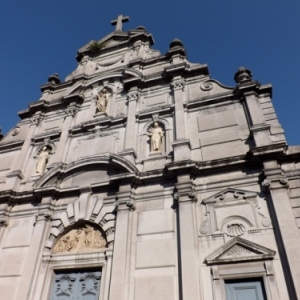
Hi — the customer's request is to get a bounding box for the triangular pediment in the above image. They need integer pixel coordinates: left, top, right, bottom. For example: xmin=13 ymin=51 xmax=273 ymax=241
xmin=203 ymin=188 xmax=258 ymax=204
xmin=205 ymin=237 xmax=275 ymax=265
xmin=76 ymin=28 xmax=156 ymax=62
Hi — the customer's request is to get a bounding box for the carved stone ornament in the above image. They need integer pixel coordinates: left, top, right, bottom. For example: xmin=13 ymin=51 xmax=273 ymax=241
xmin=226 ymin=245 xmax=251 ymax=257
xmin=127 ymin=91 xmax=140 ymax=101
xmin=147 ymin=122 xmax=164 ymax=153
xmin=200 ymin=81 xmax=213 ymax=91
xmin=96 ymin=88 xmax=111 ymax=113
xmin=11 ymin=127 xmax=21 ymax=136
xmin=170 ymin=79 xmax=185 ymax=91
xmin=262 ymin=179 xmax=271 ymax=190
xmin=0 ymin=216 xmax=9 ymax=227
xmin=53 ymin=224 xmax=106 ymax=254
xmin=30 ymin=114 xmax=43 ymax=126
xmin=280 ymin=177 xmax=288 ymax=185
xmin=200 ymin=214 xmax=210 ymax=234
xmin=224 ymin=223 xmax=246 ymax=237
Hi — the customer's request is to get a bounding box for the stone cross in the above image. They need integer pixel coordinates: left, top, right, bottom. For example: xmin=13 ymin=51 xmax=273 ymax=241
xmin=111 ymin=14 xmax=129 ymax=32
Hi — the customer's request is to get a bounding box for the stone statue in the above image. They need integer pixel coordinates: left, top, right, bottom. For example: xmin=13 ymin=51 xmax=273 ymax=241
xmin=96 ymin=88 xmax=109 ymax=112
xmin=148 ymin=122 xmax=164 ymax=152
xmin=36 ymin=146 xmax=49 ymax=174
xmin=53 ymin=224 xmax=106 ymax=254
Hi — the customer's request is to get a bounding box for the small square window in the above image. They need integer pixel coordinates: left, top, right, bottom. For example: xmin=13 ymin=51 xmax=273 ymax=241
xmin=49 ymin=269 xmax=101 ymax=300
xmin=225 ymin=278 xmax=267 ymax=300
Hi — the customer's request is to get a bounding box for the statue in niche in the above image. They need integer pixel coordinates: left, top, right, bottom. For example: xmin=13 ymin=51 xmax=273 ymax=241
xmin=96 ymin=88 xmax=110 ymax=113
xmin=148 ymin=122 xmax=164 ymax=152
xmin=36 ymin=146 xmax=50 ymax=174
xmin=53 ymin=224 xmax=106 ymax=254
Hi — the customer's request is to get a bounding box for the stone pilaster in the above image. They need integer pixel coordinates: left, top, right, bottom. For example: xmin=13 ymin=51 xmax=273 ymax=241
xmin=53 ymin=104 xmax=78 ymax=163
xmin=109 ymin=183 xmax=134 ymax=300
xmin=262 ymin=161 xmax=300 ymax=299
xmin=234 ymin=67 xmax=272 ymax=147
xmin=171 ymin=79 xmax=190 ymax=161
xmin=15 ymin=198 xmax=52 ymax=300
xmin=119 ymin=90 xmax=139 ymax=163
xmin=5 ymin=115 xmax=41 ymax=190
xmin=244 ymin=91 xmax=272 ymax=147
xmin=174 ymin=175 xmax=201 ymax=300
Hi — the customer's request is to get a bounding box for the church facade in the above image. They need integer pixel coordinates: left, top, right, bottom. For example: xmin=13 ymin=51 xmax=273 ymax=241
xmin=0 ymin=16 xmax=299 ymax=300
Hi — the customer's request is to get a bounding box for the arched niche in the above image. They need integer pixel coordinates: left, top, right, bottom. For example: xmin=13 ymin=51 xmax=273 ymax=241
xmin=140 ymin=118 xmax=172 ymax=158
xmin=53 ymin=222 xmax=107 ymax=254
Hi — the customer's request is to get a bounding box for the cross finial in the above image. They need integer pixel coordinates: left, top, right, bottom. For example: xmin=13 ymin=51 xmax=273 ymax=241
xmin=111 ymin=14 xmax=129 ymax=32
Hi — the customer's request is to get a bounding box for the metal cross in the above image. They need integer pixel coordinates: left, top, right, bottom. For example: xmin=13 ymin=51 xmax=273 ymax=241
xmin=111 ymin=14 xmax=129 ymax=32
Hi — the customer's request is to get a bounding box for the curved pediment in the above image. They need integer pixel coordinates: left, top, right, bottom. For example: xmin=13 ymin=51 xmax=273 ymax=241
xmin=199 ymin=79 xmax=233 ymax=95
xmin=33 ymin=154 xmax=138 ymax=191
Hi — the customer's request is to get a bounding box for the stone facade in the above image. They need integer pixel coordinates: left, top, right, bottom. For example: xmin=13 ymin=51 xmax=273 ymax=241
xmin=0 ymin=16 xmax=299 ymax=300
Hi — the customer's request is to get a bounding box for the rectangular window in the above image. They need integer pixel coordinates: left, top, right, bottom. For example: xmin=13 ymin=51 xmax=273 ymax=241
xmin=50 ymin=269 xmax=101 ymax=300
xmin=225 ymin=278 xmax=267 ymax=300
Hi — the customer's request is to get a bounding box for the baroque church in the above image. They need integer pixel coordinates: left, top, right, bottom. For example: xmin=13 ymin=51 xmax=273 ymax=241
xmin=0 ymin=15 xmax=300 ymax=300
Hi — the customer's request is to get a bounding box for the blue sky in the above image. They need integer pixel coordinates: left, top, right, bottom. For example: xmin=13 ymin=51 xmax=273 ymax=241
xmin=1 ymin=1 xmax=300 ymax=144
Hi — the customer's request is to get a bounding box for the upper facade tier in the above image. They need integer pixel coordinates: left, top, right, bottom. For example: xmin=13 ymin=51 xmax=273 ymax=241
xmin=0 ymin=17 xmax=286 ymax=193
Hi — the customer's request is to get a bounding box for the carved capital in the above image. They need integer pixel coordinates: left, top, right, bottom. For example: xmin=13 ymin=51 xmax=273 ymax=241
xmin=262 ymin=179 xmax=272 ymax=191
xmin=35 ymin=211 xmax=52 ymax=224
xmin=65 ymin=105 xmax=79 ymax=118
xmin=126 ymin=199 xmax=136 ymax=211
xmin=127 ymin=91 xmax=140 ymax=101
xmin=115 ymin=200 xmax=136 ymax=211
xmin=174 ymin=190 xmax=196 ymax=202
xmin=30 ymin=115 xmax=43 ymax=126
xmin=279 ymin=176 xmax=288 ymax=185
xmin=262 ymin=176 xmax=289 ymax=191
xmin=0 ymin=216 xmax=9 ymax=227
xmin=170 ymin=79 xmax=185 ymax=91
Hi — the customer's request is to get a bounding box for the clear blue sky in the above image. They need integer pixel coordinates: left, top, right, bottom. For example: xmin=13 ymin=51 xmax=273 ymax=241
xmin=1 ymin=1 xmax=300 ymax=144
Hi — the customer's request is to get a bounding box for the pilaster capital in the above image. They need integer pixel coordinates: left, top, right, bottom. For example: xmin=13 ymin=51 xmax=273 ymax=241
xmin=170 ymin=79 xmax=185 ymax=91
xmin=34 ymin=211 xmax=52 ymax=224
xmin=30 ymin=113 xmax=44 ymax=126
xmin=174 ymin=189 xmax=196 ymax=203
xmin=115 ymin=199 xmax=135 ymax=211
xmin=262 ymin=176 xmax=289 ymax=191
xmin=0 ymin=215 xmax=9 ymax=227
xmin=116 ymin=186 xmax=135 ymax=211
xmin=127 ymin=90 xmax=140 ymax=102
xmin=65 ymin=104 xmax=80 ymax=118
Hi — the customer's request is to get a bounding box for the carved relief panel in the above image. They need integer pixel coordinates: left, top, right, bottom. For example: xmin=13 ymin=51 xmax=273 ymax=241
xmin=53 ymin=224 xmax=106 ymax=254
xmin=200 ymin=188 xmax=271 ymax=237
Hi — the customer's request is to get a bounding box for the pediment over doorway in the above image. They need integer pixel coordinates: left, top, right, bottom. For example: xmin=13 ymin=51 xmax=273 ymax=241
xmin=205 ymin=237 xmax=275 ymax=265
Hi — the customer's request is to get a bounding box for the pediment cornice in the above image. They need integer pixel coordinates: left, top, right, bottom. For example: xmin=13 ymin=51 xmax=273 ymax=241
xmin=205 ymin=236 xmax=275 ymax=265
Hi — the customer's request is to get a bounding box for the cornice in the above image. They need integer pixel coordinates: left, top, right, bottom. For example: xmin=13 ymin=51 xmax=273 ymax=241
xmin=0 ymin=139 xmax=24 ymax=153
